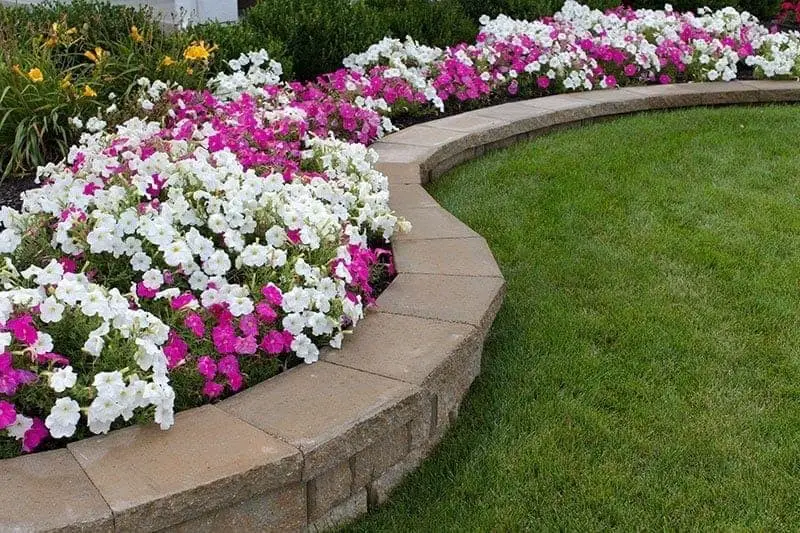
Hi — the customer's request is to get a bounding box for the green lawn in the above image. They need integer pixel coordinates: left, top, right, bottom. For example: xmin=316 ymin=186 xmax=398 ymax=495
xmin=347 ymin=105 xmax=800 ymax=530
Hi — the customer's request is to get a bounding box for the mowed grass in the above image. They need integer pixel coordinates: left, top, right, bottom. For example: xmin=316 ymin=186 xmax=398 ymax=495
xmin=347 ymin=105 xmax=800 ymax=531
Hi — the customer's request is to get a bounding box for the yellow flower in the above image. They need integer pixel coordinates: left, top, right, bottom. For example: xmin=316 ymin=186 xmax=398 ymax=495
xmin=183 ymin=41 xmax=215 ymax=62
xmin=44 ymin=35 xmax=58 ymax=49
xmin=160 ymin=55 xmax=176 ymax=67
xmin=28 ymin=68 xmax=44 ymax=83
xmin=60 ymin=73 xmax=72 ymax=89
xmin=186 ymin=67 xmax=194 ymax=75
xmin=130 ymin=26 xmax=144 ymax=43
xmin=84 ymin=47 xmax=106 ymax=64
xmin=82 ymin=85 xmax=97 ymax=98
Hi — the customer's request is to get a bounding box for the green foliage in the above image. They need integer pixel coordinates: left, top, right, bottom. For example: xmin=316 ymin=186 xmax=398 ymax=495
xmin=366 ymin=0 xmax=477 ymax=48
xmin=242 ymin=0 xmax=385 ymax=81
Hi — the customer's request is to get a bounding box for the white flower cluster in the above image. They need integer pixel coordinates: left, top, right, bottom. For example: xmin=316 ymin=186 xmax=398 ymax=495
xmin=210 ymin=49 xmax=284 ymax=101
xmin=1 ymin=258 xmax=174 ymax=439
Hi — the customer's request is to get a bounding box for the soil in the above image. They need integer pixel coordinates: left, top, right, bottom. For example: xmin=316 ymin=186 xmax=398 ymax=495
xmin=0 ymin=174 xmax=38 ymax=211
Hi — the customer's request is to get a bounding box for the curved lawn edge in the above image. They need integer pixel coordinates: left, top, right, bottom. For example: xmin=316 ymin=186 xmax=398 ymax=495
xmin=3 ymin=80 xmax=798 ymax=532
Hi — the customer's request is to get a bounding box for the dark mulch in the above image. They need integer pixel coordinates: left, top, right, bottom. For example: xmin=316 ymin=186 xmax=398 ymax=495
xmin=0 ymin=174 xmax=38 ymax=211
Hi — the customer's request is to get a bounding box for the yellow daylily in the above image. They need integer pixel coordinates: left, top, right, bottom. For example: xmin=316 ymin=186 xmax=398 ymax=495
xmin=60 ymin=74 xmax=72 ymax=89
xmin=82 ymin=85 xmax=97 ymax=98
xmin=84 ymin=47 xmax=107 ymax=64
xmin=130 ymin=26 xmax=144 ymax=43
xmin=28 ymin=68 xmax=44 ymax=83
xmin=160 ymin=55 xmax=176 ymax=67
xmin=183 ymin=41 xmax=215 ymax=62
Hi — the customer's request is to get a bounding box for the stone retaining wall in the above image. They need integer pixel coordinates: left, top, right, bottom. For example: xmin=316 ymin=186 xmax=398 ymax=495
xmin=2 ymin=80 xmax=799 ymax=532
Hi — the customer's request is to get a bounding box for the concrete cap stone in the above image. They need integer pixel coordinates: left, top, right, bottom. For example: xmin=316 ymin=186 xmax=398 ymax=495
xmin=0 ymin=449 xmax=113 ymax=533
xmin=394 ymin=206 xmax=480 ymax=241
xmin=218 ymin=361 xmax=424 ymax=481
xmin=393 ymin=237 xmax=503 ymax=278
xmin=68 ymin=405 xmax=302 ymax=532
xmin=376 ymin=273 xmax=505 ymax=332
xmin=323 ymin=312 xmax=478 ymax=386
xmin=388 ymin=184 xmax=440 ymax=211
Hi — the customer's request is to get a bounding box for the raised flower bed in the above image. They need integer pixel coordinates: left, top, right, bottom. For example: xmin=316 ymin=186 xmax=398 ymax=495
xmin=3 ymin=1 xmax=800 ymax=530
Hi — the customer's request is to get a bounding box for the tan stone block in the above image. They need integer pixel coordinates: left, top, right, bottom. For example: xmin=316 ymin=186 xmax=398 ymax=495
xmin=166 ymin=483 xmax=306 ymax=533
xmin=304 ymin=488 xmax=368 ymax=533
xmin=740 ymin=79 xmax=800 ymax=102
xmin=0 ymin=449 xmax=113 ymax=533
xmin=351 ymin=424 xmax=410 ymax=489
xmin=371 ymin=142 xmax=435 ymax=184
xmin=323 ymin=312 xmax=478 ymax=386
xmin=393 ymin=206 xmax=480 ymax=241
xmin=376 ymin=273 xmax=505 ymax=332
xmin=218 ymin=362 xmax=425 ymax=481
xmin=382 ymin=124 xmax=471 ymax=149
xmin=367 ymin=447 xmax=427 ymax=509
xmin=393 ymin=237 xmax=503 ymax=278
xmin=307 ymin=462 xmax=353 ymax=521
xmin=680 ymin=80 xmax=762 ymax=104
xmin=374 ymin=161 xmax=425 ymax=185
xmin=388 ymin=184 xmax=440 ymax=211
xmin=566 ymin=87 xmax=652 ymax=116
xmin=68 ymin=405 xmax=302 ymax=532
xmin=623 ymin=83 xmax=710 ymax=109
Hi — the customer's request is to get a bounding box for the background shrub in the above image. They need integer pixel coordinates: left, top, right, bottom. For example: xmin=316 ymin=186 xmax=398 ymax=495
xmin=366 ymin=0 xmax=477 ymax=48
xmin=242 ymin=0 xmax=384 ymax=81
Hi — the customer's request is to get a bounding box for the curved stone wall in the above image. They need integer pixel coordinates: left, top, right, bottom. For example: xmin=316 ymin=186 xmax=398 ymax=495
xmin=2 ymin=80 xmax=799 ymax=532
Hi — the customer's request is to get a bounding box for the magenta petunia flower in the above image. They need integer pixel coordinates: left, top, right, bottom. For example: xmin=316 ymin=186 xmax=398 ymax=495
xmin=183 ymin=313 xmax=205 ymax=338
xmin=196 ymin=356 xmax=217 ymax=380
xmin=0 ymin=401 xmax=17 ymax=429
xmin=22 ymin=418 xmax=48 ymax=452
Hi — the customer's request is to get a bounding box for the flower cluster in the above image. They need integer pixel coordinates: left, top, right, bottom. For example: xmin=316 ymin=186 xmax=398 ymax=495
xmin=6 ymin=1 xmax=800 ymax=456
xmin=0 ymin=47 xmax=405 ymax=454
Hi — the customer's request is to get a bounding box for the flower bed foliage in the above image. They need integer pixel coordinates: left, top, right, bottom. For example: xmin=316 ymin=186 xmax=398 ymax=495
xmin=3 ymin=0 xmax=800 ymax=459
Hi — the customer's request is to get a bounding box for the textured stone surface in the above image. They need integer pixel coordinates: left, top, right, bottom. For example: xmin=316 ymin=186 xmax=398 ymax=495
xmin=324 ymin=312 xmax=478 ymax=387
xmin=307 ymin=462 xmax=353 ymax=521
xmin=394 ymin=236 xmax=503 ymax=278
xmin=388 ymin=184 xmax=440 ymax=210
xmin=376 ymin=273 xmax=505 ymax=332
xmin=394 ymin=206 xmax=480 ymax=241
xmin=167 ymin=483 xmax=306 ymax=533
xmin=0 ymin=449 xmax=113 ymax=533
xmin=304 ymin=489 xmax=368 ymax=533
xmin=69 ymin=405 xmax=302 ymax=532
xmin=740 ymin=79 xmax=800 ymax=101
xmin=367 ymin=447 xmax=427 ymax=509
xmin=351 ymin=424 xmax=411 ymax=489
xmin=371 ymin=142 xmax=435 ymax=184
xmin=219 ymin=361 xmax=425 ymax=481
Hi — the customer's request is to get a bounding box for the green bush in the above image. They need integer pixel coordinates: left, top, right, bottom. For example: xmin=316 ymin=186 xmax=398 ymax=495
xmin=242 ymin=0 xmax=385 ymax=81
xmin=366 ymin=0 xmax=477 ymax=48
